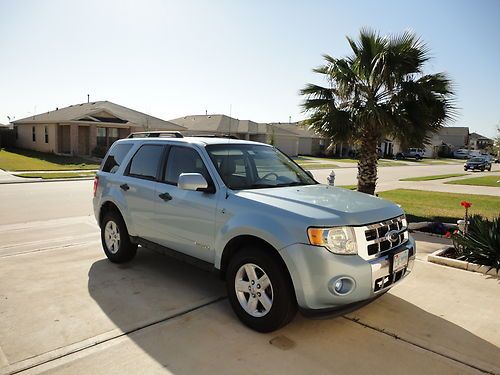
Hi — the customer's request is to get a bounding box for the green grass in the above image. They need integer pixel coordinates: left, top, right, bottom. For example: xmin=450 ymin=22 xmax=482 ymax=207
xmin=0 ymin=148 xmax=100 ymax=171
xmin=299 ymin=163 xmax=339 ymax=170
xmin=378 ymin=189 xmax=500 ymax=223
xmin=399 ymin=173 xmax=468 ymax=182
xmin=377 ymin=160 xmax=404 ymax=167
xmin=445 ymin=175 xmax=500 ymax=187
xmin=14 ymin=171 xmax=96 ymax=179
xmin=338 ymin=185 xmax=357 ymax=190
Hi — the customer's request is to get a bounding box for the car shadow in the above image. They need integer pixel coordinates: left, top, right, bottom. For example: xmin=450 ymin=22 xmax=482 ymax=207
xmin=87 ymin=250 xmax=500 ymax=374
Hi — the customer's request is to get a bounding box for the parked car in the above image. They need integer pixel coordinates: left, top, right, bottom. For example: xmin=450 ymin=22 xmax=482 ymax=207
xmin=464 ymin=157 xmax=492 ymax=171
xmin=93 ymin=133 xmax=415 ymax=332
xmin=396 ymin=148 xmax=425 ymax=160
xmin=453 ymin=149 xmax=470 ymax=159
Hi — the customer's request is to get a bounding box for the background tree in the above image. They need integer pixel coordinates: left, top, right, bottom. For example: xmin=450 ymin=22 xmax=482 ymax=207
xmin=301 ymin=29 xmax=456 ymax=194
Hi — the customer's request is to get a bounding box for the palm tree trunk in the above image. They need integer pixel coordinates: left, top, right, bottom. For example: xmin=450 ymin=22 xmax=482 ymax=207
xmin=357 ymin=134 xmax=378 ymax=195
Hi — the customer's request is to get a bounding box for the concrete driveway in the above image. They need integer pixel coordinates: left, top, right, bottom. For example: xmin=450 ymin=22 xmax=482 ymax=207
xmin=0 ymin=215 xmax=499 ymax=374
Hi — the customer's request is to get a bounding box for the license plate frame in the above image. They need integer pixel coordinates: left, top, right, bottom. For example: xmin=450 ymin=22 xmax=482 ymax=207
xmin=392 ymin=249 xmax=409 ymax=273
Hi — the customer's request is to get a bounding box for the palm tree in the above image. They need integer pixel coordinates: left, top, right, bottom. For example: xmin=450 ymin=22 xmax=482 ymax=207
xmin=301 ymin=29 xmax=456 ymax=194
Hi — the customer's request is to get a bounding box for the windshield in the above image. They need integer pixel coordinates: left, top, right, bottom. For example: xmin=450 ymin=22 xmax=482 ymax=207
xmin=469 ymin=157 xmax=484 ymax=162
xmin=206 ymin=144 xmax=317 ymax=190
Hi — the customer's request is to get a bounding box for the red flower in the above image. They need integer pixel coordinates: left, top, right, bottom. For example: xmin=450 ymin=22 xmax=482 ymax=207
xmin=460 ymin=201 xmax=472 ymax=209
xmin=445 ymin=232 xmax=451 ymax=238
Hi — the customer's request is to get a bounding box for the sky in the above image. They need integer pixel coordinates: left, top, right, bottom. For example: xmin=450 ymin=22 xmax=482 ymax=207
xmin=0 ymin=0 xmax=499 ymax=138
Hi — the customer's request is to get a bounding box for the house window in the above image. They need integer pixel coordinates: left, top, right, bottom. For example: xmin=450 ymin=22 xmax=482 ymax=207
xmin=44 ymin=126 xmax=49 ymax=143
xmin=97 ymin=127 xmax=107 ymax=147
xmin=32 ymin=126 xmax=36 ymax=142
xmin=108 ymin=128 xmax=119 ymax=146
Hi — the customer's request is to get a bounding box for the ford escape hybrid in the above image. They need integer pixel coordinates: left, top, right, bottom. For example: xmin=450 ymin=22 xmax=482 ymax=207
xmin=93 ymin=133 xmax=415 ymax=332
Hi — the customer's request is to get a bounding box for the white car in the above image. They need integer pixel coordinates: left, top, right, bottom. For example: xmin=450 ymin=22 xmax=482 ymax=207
xmin=453 ymin=149 xmax=470 ymax=159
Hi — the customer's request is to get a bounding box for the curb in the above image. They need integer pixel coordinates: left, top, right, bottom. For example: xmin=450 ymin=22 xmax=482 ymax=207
xmin=428 ymin=247 xmax=500 ymax=277
xmin=0 ymin=177 xmax=95 ymax=185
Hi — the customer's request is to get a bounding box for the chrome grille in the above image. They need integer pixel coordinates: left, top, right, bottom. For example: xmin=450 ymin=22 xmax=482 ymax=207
xmin=364 ymin=215 xmax=408 ymax=256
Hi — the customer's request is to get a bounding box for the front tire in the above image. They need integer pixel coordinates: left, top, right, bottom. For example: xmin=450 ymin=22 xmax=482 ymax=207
xmin=226 ymin=247 xmax=297 ymax=332
xmin=101 ymin=210 xmax=137 ymax=263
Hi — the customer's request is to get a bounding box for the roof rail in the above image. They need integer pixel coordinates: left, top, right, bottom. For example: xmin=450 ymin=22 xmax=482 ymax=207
xmin=189 ymin=134 xmax=239 ymax=139
xmin=127 ymin=131 xmax=184 ymax=138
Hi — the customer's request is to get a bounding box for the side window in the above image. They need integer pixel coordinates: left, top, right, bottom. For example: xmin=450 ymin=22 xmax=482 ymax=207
xmin=102 ymin=143 xmax=133 ymax=173
xmin=164 ymin=146 xmax=209 ymax=185
xmin=128 ymin=144 xmax=164 ymax=180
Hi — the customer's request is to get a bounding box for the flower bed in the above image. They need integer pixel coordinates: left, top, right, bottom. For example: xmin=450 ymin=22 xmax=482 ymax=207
xmin=424 ymin=201 xmax=499 ymax=278
xmin=428 ymin=247 xmax=499 ymax=277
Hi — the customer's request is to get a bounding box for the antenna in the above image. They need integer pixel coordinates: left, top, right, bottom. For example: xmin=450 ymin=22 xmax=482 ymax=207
xmin=87 ymin=94 xmax=90 ymax=103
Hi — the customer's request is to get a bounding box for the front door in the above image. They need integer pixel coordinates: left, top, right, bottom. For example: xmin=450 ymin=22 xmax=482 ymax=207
xmin=154 ymin=145 xmax=218 ymax=262
xmin=78 ymin=126 xmax=90 ymax=155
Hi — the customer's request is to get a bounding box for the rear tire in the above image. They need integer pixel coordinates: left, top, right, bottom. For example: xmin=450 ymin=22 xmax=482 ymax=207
xmin=101 ymin=210 xmax=137 ymax=263
xmin=226 ymin=247 xmax=297 ymax=332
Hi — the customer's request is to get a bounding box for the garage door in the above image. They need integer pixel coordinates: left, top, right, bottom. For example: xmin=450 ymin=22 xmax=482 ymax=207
xmin=274 ymin=136 xmax=298 ymax=156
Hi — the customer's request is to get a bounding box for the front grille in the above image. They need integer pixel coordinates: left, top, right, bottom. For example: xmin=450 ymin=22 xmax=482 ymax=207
xmin=364 ymin=215 xmax=408 ymax=256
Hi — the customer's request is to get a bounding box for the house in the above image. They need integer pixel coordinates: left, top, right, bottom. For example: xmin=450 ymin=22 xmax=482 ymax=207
xmin=12 ymin=101 xmax=185 ymax=156
xmin=169 ymin=115 xmax=325 ymax=156
xmin=468 ymin=132 xmax=494 ymax=150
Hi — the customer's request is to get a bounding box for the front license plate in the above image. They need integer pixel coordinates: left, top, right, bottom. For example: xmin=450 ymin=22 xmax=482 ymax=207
xmin=393 ymin=250 xmax=409 ymax=272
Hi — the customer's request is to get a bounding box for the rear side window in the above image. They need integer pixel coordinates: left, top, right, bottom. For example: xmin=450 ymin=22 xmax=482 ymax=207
xmin=164 ymin=146 xmax=209 ymax=185
xmin=102 ymin=143 xmax=133 ymax=173
xmin=128 ymin=144 xmax=164 ymax=180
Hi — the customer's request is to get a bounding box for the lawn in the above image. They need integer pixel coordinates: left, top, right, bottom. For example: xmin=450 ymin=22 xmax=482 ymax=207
xmin=0 ymin=148 xmax=100 ymax=171
xmin=299 ymin=163 xmax=339 ymax=170
xmin=378 ymin=189 xmax=500 ymax=223
xmin=338 ymin=185 xmax=357 ymax=190
xmin=445 ymin=175 xmax=500 ymax=187
xmin=15 ymin=171 xmax=96 ymax=179
xmin=399 ymin=173 xmax=468 ymax=182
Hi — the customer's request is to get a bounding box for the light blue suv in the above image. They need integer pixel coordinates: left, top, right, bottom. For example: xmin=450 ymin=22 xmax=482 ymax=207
xmin=93 ymin=133 xmax=415 ymax=332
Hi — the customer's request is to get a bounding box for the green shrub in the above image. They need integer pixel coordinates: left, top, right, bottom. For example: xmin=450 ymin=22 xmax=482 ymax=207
xmin=452 ymin=214 xmax=500 ymax=272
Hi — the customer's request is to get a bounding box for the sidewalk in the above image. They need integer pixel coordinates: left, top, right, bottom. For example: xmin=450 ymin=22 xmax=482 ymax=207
xmin=0 ymin=169 xmax=96 ymax=184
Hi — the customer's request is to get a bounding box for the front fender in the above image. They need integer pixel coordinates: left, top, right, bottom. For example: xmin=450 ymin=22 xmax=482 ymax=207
xmin=214 ymin=212 xmax=299 ymax=269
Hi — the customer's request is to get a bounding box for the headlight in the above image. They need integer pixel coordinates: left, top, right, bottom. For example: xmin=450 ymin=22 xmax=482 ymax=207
xmin=307 ymin=226 xmax=357 ymax=254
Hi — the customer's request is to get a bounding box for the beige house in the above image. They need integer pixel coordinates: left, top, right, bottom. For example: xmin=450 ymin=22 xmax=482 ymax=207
xmin=468 ymin=132 xmax=493 ymax=150
xmin=13 ymin=101 xmax=185 ymax=156
xmin=169 ymin=115 xmax=325 ymax=156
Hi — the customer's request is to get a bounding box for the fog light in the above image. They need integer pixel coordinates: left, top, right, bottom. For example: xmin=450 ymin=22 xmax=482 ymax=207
xmin=329 ymin=276 xmax=355 ymax=296
xmin=334 ymin=280 xmax=343 ymax=293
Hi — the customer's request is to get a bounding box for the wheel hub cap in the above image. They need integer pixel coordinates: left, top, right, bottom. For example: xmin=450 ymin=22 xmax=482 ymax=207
xmin=235 ymin=263 xmax=273 ymax=317
xmin=104 ymin=220 xmax=121 ymax=254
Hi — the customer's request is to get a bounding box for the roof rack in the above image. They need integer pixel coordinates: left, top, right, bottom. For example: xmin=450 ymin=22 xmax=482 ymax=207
xmin=127 ymin=131 xmax=184 ymax=138
xmin=189 ymin=134 xmax=239 ymax=139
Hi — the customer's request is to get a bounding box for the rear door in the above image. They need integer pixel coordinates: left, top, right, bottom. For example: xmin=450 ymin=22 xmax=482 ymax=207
xmin=119 ymin=143 xmax=166 ymax=240
xmin=153 ymin=145 xmax=218 ymax=262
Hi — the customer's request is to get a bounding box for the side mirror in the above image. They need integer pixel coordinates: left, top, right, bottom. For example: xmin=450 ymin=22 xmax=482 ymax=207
xmin=178 ymin=173 xmax=208 ymax=191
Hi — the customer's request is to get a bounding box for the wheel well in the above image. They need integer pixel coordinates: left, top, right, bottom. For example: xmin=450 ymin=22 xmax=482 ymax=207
xmin=219 ymin=235 xmax=291 ymax=282
xmin=99 ymin=201 xmax=122 ymax=227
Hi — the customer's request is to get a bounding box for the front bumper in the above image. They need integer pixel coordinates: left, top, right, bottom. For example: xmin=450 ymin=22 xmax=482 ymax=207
xmin=279 ymin=236 xmax=416 ymax=312
xmin=465 ymin=164 xmax=486 ymax=170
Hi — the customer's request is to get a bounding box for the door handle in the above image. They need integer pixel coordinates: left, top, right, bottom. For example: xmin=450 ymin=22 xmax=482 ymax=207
xmin=158 ymin=192 xmax=172 ymax=201
xmin=120 ymin=183 xmax=130 ymax=191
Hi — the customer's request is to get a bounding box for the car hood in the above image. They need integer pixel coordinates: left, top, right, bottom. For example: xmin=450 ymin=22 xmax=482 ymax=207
xmin=234 ymin=184 xmax=403 ymax=226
